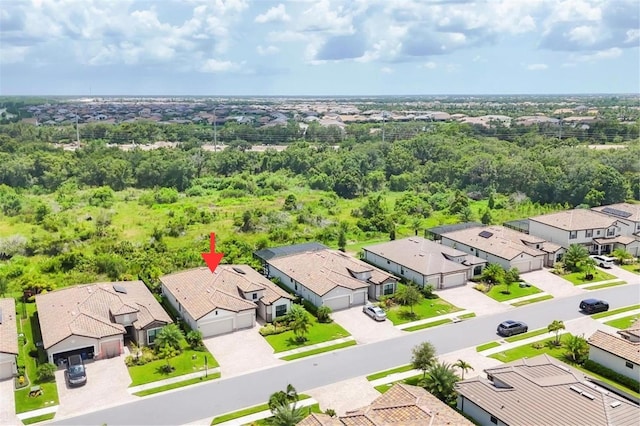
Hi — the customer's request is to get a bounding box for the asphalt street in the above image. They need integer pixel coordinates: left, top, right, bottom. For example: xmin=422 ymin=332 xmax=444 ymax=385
xmin=53 ymin=283 xmax=640 ymax=426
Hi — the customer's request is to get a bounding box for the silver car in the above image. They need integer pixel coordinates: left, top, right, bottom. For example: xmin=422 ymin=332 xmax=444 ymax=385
xmin=363 ymin=304 xmax=387 ymax=321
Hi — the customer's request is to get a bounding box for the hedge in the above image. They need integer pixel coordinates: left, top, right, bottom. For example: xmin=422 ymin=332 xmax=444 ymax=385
xmin=583 ymin=360 xmax=640 ymax=392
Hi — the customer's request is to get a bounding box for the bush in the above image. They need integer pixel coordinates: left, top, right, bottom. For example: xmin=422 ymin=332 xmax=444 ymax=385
xmin=301 ymin=299 xmax=318 ymax=316
xmin=259 ymin=323 xmax=292 ymax=336
xmin=36 ymin=363 xmax=57 ymax=382
xmin=473 ymin=283 xmax=488 ymax=293
xmin=421 ymin=284 xmax=436 ymax=299
xmin=154 ymin=188 xmax=179 ymax=204
xmin=186 ymin=330 xmax=203 ymax=350
xmin=583 ymin=360 xmax=640 ymax=392
xmin=316 ymin=305 xmax=332 ymax=323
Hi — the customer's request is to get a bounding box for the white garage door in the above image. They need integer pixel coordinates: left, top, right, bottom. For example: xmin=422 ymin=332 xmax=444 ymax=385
xmin=352 ymin=292 xmax=366 ymax=306
xmin=512 ymin=258 xmax=543 ymax=273
xmin=199 ymin=318 xmax=233 ymax=337
xmin=442 ymin=273 xmax=467 ymax=288
xmin=100 ymin=340 xmax=121 ymax=359
xmin=236 ymin=312 xmax=255 ymax=330
xmin=0 ymin=359 xmax=15 ymax=380
xmin=323 ymin=295 xmax=350 ymax=311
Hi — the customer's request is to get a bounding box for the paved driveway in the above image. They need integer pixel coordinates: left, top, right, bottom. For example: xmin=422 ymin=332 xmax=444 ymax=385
xmin=437 ymin=283 xmax=512 ymax=316
xmin=54 ymin=354 xmax=136 ymax=421
xmin=203 ymin=325 xmax=284 ymax=378
xmin=307 ymin=376 xmax=381 ymax=416
xmin=331 ymin=306 xmax=404 ymax=344
xmin=608 ymin=265 xmax=640 ymax=284
xmin=520 ymin=268 xmax=585 ymax=298
xmin=0 ymin=378 xmax=20 ymax=426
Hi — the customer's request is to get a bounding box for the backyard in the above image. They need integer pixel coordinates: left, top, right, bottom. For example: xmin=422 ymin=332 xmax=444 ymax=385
xmin=263 ymin=311 xmax=351 ymax=353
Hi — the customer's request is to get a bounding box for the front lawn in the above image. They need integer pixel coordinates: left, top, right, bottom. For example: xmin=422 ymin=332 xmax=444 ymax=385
xmin=264 ymin=312 xmax=351 ymax=353
xmin=485 ymin=282 xmax=542 ymax=302
xmin=476 ymin=342 xmax=500 ymax=352
xmin=604 ymin=315 xmax=639 ymax=329
xmin=621 ymin=263 xmax=640 ymax=274
xmin=133 ymin=373 xmax=220 ymax=396
xmin=128 ymin=342 xmax=218 ymax=387
xmin=384 ymin=296 xmax=462 ymax=326
xmin=561 ymin=269 xmax=616 ymax=285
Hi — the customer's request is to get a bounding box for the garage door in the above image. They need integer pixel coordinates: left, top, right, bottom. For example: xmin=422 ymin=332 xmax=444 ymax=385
xmin=323 ymin=295 xmax=350 ymax=311
xmin=442 ymin=273 xmax=467 ymax=288
xmin=352 ymin=292 xmax=366 ymax=306
xmin=0 ymin=359 xmax=15 ymax=380
xmin=512 ymin=258 xmax=543 ymax=273
xmin=236 ymin=312 xmax=255 ymax=330
xmin=52 ymin=346 xmax=95 ymax=366
xmin=100 ymin=340 xmax=121 ymax=359
xmin=199 ymin=318 xmax=233 ymax=337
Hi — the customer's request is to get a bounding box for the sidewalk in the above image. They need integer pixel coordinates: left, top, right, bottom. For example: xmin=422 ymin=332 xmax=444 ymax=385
xmin=128 ymin=368 xmax=221 ymax=394
xmin=395 ymin=310 xmax=475 ymax=330
xmin=578 ymin=278 xmax=628 ymax=289
xmin=274 ymin=337 xmax=355 ymax=359
xmin=502 ymin=292 xmax=550 ymax=305
xmin=15 ymin=405 xmax=58 ymax=421
xmin=204 ymin=397 xmax=318 ymax=426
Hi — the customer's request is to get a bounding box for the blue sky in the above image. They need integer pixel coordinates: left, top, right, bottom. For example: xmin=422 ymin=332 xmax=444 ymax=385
xmin=1 ymin=0 xmax=638 ymax=96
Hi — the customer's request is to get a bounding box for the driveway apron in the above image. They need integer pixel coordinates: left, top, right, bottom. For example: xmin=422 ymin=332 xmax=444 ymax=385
xmin=331 ymin=306 xmax=404 ymax=344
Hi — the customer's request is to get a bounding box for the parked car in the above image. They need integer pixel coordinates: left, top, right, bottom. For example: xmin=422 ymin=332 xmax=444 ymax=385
xmin=590 ymin=254 xmax=615 ymax=269
xmin=579 ymin=298 xmax=609 ymax=314
xmin=363 ymin=304 xmax=387 ymax=321
xmin=65 ymin=354 xmax=87 ymax=387
xmin=497 ymin=320 xmax=528 ymax=337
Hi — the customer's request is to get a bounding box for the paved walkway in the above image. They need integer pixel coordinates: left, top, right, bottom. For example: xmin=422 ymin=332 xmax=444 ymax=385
xmin=519 ymin=269 xmax=584 ymax=298
xmin=502 ymin=292 xmax=550 ymax=305
xmin=274 ymin=337 xmax=356 ymax=359
xmin=15 ymin=405 xmax=59 ymax=421
xmin=395 ymin=309 xmax=474 ymax=330
xmin=128 ymin=368 xmax=221 ymax=394
xmin=0 ymin=379 xmax=20 ymax=426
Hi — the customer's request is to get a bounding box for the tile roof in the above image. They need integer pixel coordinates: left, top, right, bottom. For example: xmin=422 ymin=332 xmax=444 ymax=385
xmin=592 ymin=203 xmax=640 ymax=222
xmin=363 ymin=237 xmax=486 ymax=276
xmin=455 ymin=354 xmax=640 ymax=426
xmin=588 ymin=330 xmax=640 ymax=364
xmin=160 ymin=265 xmax=292 ymax=320
xmin=0 ymin=298 xmax=18 ymax=355
xmin=530 ymin=209 xmax=618 ymax=231
xmin=297 ymin=384 xmax=472 ymax=426
xmin=268 ymin=249 xmax=397 ymax=297
xmin=36 ymin=281 xmax=172 ymax=350
xmin=441 ymin=225 xmax=546 ymax=261
xmin=593 ymin=235 xmax=638 ymax=245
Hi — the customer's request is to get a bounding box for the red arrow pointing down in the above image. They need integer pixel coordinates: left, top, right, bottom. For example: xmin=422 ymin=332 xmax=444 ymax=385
xmin=201 ymin=233 xmax=224 ymax=273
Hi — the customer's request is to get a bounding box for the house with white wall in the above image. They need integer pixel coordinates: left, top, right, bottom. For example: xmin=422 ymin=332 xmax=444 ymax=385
xmin=362 ymin=237 xmax=486 ymax=289
xmin=439 ymin=225 xmax=551 ymax=273
xmin=160 ymin=265 xmax=294 ymax=338
xmin=588 ymin=326 xmax=640 ymax=382
xmin=591 ymin=203 xmax=640 ymax=256
xmin=0 ymin=298 xmax=18 ymax=380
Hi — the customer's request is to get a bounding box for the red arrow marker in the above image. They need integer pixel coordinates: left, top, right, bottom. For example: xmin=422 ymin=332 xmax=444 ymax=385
xmin=201 ymin=233 xmax=224 ymax=273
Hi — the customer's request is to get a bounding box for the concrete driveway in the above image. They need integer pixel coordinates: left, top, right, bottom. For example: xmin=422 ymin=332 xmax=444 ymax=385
xmin=0 ymin=378 xmax=20 ymax=426
xmin=331 ymin=306 xmax=404 ymax=344
xmin=520 ymin=268 xmax=585 ymax=298
xmin=437 ymin=283 xmax=512 ymax=316
xmin=307 ymin=376 xmax=382 ymax=416
xmin=203 ymin=325 xmax=284 ymax=378
xmin=54 ymin=354 xmax=136 ymax=421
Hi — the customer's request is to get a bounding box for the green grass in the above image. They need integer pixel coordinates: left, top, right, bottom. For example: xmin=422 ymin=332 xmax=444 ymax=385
xmin=604 ymin=314 xmax=640 ymax=329
xmin=476 ymin=341 xmax=501 ymax=352
xmin=403 ymin=318 xmax=452 ymax=331
xmin=384 ymin=293 xmax=462 ymax=326
xmin=264 ymin=313 xmax=351 ymax=353
xmin=485 ymin=283 xmax=542 ymax=302
xmin=127 ymin=344 xmax=219 ymax=387
xmin=374 ymin=374 xmax=423 ymax=393
xmin=133 ymin=373 xmax=221 ymax=396
xmin=210 ymin=395 xmax=311 ymax=424
xmin=504 ymin=328 xmax=549 ymax=343
xmin=280 ymin=340 xmax=356 ymax=361
xmin=620 ymin=263 xmax=640 ymax=274
xmin=366 ymin=364 xmax=414 ymax=381
xmin=21 ymin=413 xmax=56 ymax=425
xmin=592 ymin=304 xmax=640 ymax=319
xmin=511 ymin=295 xmax=554 ymax=306
xmin=561 ymin=269 xmax=616 ymax=285
xmin=459 ymin=312 xmax=477 ymax=319
xmin=585 ymin=281 xmax=627 ymax=290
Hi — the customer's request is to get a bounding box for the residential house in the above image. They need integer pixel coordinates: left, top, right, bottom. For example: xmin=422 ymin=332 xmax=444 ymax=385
xmin=591 ymin=203 xmax=640 ymax=256
xmin=298 ymin=383 xmax=472 ymax=426
xmin=36 ymin=281 xmax=172 ymax=365
xmin=0 ymin=298 xmax=18 ymax=380
xmin=160 ymin=265 xmax=294 ymax=338
xmin=456 ymin=354 xmax=640 ymax=426
xmin=440 ymin=225 xmax=555 ymax=273
xmin=362 ymin=237 xmax=487 ymax=289
xmin=528 ymin=208 xmax=638 ymax=255
xmin=256 ymin=244 xmax=398 ymax=311
xmin=588 ymin=326 xmax=640 ymax=382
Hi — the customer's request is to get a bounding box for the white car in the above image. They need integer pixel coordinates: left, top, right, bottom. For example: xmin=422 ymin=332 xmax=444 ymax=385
xmin=363 ymin=304 xmax=387 ymax=321
xmin=590 ymin=254 xmax=615 ymax=269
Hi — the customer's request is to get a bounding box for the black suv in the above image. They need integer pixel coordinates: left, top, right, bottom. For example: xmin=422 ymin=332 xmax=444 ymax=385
xmin=580 ymin=299 xmax=609 ymax=314
xmin=65 ymin=354 xmax=87 ymax=387
xmin=497 ymin=320 xmax=528 ymax=337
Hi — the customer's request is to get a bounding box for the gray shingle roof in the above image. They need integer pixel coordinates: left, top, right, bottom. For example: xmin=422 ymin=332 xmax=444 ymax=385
xmin=254 ymin=242 xmax=328 ymax=261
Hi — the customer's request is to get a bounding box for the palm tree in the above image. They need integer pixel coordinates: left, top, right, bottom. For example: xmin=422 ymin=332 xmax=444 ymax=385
xmin=564 ymin=334 xmax=589 ymax=363
xmin=612 ymin=248 xmax=633 ymax=265
xmin=562 ymin=244 xmax=589 ymax=272
xmin=453 ymin=359 xmax=474 ymax=380
xmin=394 ymin=284 xmax=423 ymax=315
xmin=269 ymin=401 xmax=305 ymax=426
xmin=291 ymin=314 xmax=310 ymax=343
xmin=421 ymin=361 xmax=459 ymax=405
xmin=547 ymin=320 xmax=565 ymax=346
xmin=154 ymin=324 xmax=184 ymax=351
xmin=481 ymin=263 xmax=505 ymax=285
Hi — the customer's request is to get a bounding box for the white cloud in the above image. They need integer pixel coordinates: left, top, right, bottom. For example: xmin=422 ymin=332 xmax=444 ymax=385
xmin=380 ymin=66 xmax=393 ymax=74
xmin=255 ymin=4 xmax=290 ymax=23
xmin=527 ymin=63 xmax=548 ymax=70
xmin=256 ymin=45 xmax=279 ymax=56
xmin=421 ymin=61 xmax=437 ymax=69
xmin=626 ymin=29 xmax=640 ymax=43
xmin=0 ymin=45 xmax=30 ymax=64
xmin=568 ymin=25 xmax=600 ymax=45
xmin=572 ymin=47 xmax=622 ymax=61
xmin=200 ymin=59 xmax=238 ymax=73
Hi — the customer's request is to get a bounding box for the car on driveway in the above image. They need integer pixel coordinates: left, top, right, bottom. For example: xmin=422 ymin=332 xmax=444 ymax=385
xmin=579 ymin=298 xmax=609 ymax=314
xmin=590 ymin=254 xmax=615 ymax=269
xmin=65 ymin=354 xmax=87 ymax=387
xmin=497 ymin=320 xmax=528 ymax=337
xmin=363 ymin=304 xmax=386 ymax=321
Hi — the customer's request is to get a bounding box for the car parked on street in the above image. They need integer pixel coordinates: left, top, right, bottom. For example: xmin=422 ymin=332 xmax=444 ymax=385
xmin=590 ymin=254 xmax=615 ymax=269
xmin=579 ymin=298 xmax=609 ymax=314
xmin=65 ymin=354 xmax=87 ymax=387
xmin=363 ymin=304 xmax=387 ymax=321
xmin=497 ymin=320 xmax=528 ymax=337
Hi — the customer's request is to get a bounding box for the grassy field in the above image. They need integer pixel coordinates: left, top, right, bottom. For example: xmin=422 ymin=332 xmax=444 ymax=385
xmin=604 ymin=315 xmax=640 ymax=329
xmin=561 ymin=269 xmax=616 ymax=285
xmin=485 ymin=283 xmax=542 ymax=302
xmin=385 ymin=294 xmax=462 ymax=326
xmin=592 ymin=304 xmax=640 ymax=319
xmin=264 ymin=313 xmax=351 ymax=353
xmin=21 ymin=413 xmax=57 ymax=425
xmin=280 ymin=340 xmax=356 ymax=361
xmin=511 ymin=295 xmax=553 ymax=306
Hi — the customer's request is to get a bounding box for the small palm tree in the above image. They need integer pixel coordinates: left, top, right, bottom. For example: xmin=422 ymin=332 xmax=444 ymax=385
xmin=563 ymin=244 xmax=589 ymax=272
xmin=421 ymin=361 xmax=459 ymax=405
xmin=612 ymin=248 xmax=633 ymax=265
xmin=269 ymin=401 xmax=305 ymax=426
xmin=155 ymin=324 xmax=184 ymax=351
xmin=394 ymin=285 xmax=423 ymax=315
xmin=453 ymin=359 xmax=474 ymax=380
xmin=547 ymin=320 xmax=565 ymax=346
xmin=291 ymin=314 xmax=310 ymax=343
xmin=564 ymin=334 xmax=589 ymax=363
xmin=481 ymin=263 xmax=505 ymax=285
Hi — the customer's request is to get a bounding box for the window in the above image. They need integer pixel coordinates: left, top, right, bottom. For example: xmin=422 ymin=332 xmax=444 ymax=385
xmin=607 ymin=228 xmax=615 ymax=236
xmin=569 ymin=231 xmax=577 ymax=239
xmin=387 ymin=260 xmax=390 ymax=264
xmin=626 ymin=361 xmax=634 ymax=369
xmin=400 ymin=268 xmax=405 ymax=275
xmin=252 ymin=293 xmax=257 ymax=300
xmin=383 ymin=283 xmax=394 ymax=295
xmin=147 ymin=328 xmax=161 ymax=345
xmin=596 ymin=230 xmax=601 ymax=235
xmin=275 ymin=304 xmax=287 ymax=318
xmin=294 ymin=283 xmax=298 ymax=290
xmin=490 ymin=416 xmax=498 ymax=425
xmin=585 ymin=229 xmax=593 ymax=237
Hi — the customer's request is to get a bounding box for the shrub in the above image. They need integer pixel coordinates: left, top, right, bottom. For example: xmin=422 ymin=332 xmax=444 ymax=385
xmin=316 ymin=306 xmax=332 ymax=323
xmin=473 ymin=283 xmax=488 ymax=293
xmin=421 ymin=284 xmax=436 ymax=299
xmin=154 ymin=188 xmax=179 ymax=204
xmin=301 ymin=299 xmax=318 ymax=316
xmin=36 ymin=363 xmax=57 ymax=382
xmin=583 ymin=360 xmax=640 ymax=392
xmin=186 ymin=330 xmax=204 ymax=350
xmin=259 ymin=323 xmax=292 ymax=336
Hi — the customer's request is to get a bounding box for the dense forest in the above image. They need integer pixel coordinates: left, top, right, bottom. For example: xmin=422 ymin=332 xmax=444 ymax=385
xmin=0 ymin=120 xmax=638 ymax=300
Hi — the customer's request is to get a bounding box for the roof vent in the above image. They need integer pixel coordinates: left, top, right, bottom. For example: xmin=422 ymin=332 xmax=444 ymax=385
xmin=113 ymin=284 xmax=127 ymax=294
xmin=581 ymin=392 xmax=595 ymax=400
xmin=232 ymin=267 xmax=246 ymax=275
xmin=479 ymin=230 xmax=493 ymax=238
xmin=610 ymin=401 xmax=622 ymax=408
xmin=569 ymin=385 xmax=582 ymax=393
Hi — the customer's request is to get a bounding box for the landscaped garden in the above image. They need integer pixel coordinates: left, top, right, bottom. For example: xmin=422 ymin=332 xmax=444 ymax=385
xmin=552 ymin=244 xmax=619 ymax=285
xmin=560 ymin=269 xmax=616 ymax=285
xmin=380 ymin=283 xmax=462 ymax=326
xmin=471 ymin=263 xmax=545 ymax=303
xmin=485 ymin=281 xmax=542 ymax=302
